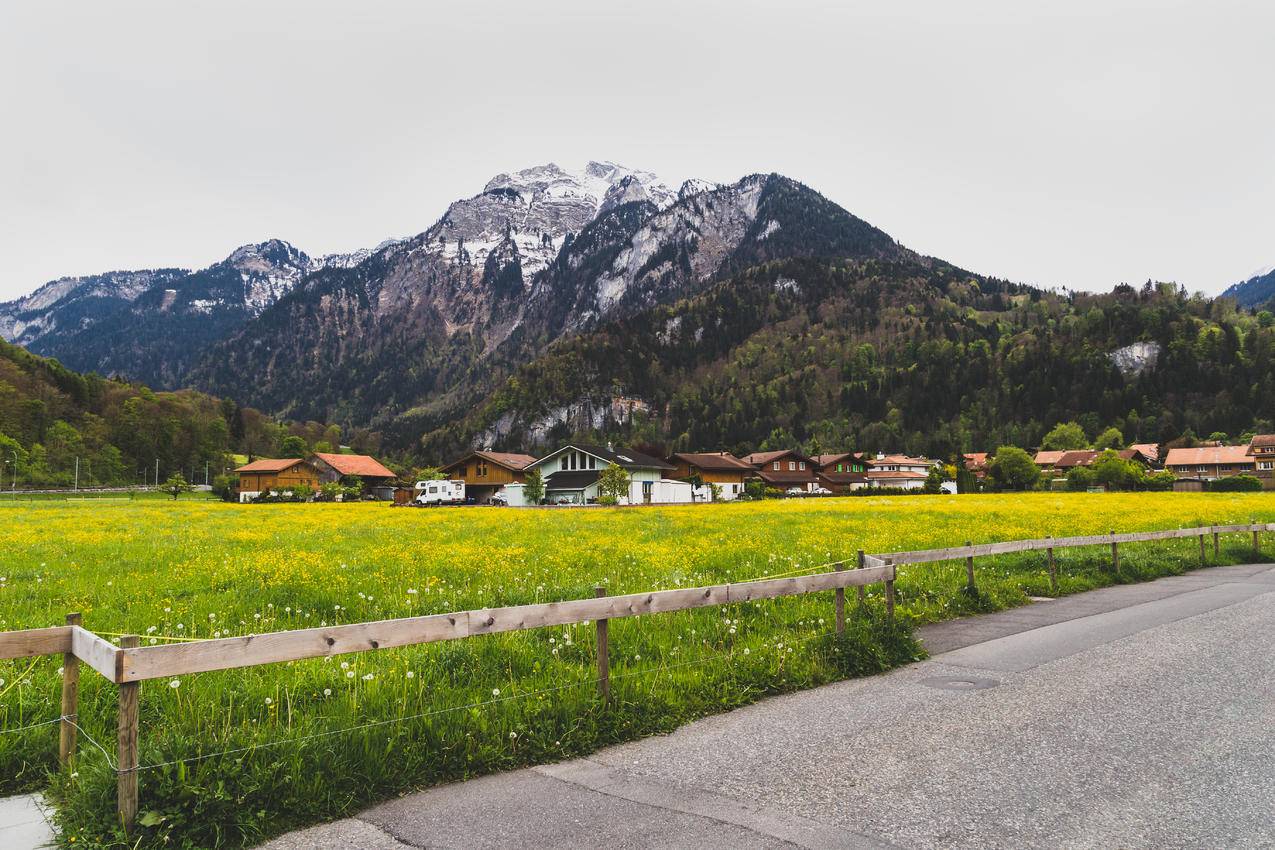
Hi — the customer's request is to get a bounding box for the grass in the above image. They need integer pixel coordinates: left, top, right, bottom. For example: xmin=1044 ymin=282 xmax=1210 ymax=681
xmin=1 ymin=492 xmax=1272 ymax=847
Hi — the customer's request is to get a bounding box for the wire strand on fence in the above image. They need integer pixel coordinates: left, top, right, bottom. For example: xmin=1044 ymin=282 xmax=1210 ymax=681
xmin=0 ymin=716 xmax=63 ymax=736
xmin=111 ymin=623 xmax=847 ymax=776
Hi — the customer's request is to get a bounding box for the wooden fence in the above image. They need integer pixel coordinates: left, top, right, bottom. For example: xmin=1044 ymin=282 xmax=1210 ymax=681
xmin=2 ymin=521 xmax=1270 ymax=832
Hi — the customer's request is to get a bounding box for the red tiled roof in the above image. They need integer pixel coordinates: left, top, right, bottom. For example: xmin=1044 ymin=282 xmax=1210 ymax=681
xmin=1164 ymin=446 xmax=1255 ymax=466
xmin=670 ymin=452 xmax=754 ymax=472
xmin=236 ymin=458 xmax=309 ymax=473
xmin=1128 ymin=443 xmax=1160 ymax=462
xmin=963 ymin=452 xmax=989 ymax=468
xmin=1054 ymin=450 xmax=1100 ymax=469
xmin=1033 ymin=450 xmax=1068 ymax=466
xmin=1249 ymin=434 xmax=1275 ymax=452
xmin=311 ymin=452 xmax=396 ymax=479
xmin=874 ymin=454 xmax=932 ymax=466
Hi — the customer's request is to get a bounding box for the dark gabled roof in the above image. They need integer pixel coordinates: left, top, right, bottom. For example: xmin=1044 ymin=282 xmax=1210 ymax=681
xmin=236 ymin=458 xmax=310 ymax=473
xmin=669 ymin=452 xmax=754 ymax=472
xmin=742 ymin=449 xmax=807 ymax=466
xmin=544 ymin=470 xmax=601 ymax=489
xmin=442 ymin=450 xmax=537 ymax=472
xmin=817 ymin=471 xmax=870 ymax=485
xmin=539 ymin=444 xmax=674 ymax=471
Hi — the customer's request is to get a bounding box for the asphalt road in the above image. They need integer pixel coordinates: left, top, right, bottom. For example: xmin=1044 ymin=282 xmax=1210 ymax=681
xmin=262 ymin=563 xmax=1275 ymax=850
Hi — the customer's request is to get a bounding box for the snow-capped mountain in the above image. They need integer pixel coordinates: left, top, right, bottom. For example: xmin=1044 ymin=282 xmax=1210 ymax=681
xmin=190 ymin=164 xmax=902 ymax=436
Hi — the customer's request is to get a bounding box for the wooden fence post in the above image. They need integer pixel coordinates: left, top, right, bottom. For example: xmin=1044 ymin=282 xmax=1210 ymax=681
xmin=1253 ymin=523 xmax=1260 ymax=556
xmin=856 ymin=549 xmax=866 ymax=604
xmin=117 ymin=634 xmax=140 ymax=833
xmin=593 ymin=587 xmax=609 ymax=702
xmin=834 ymin=563 xmax=846 ymax=636
xmin=1046 ymin=537 xmax=1057 ymax=595
xmin=1110 ymin=530 xmax=1119 ymax=576
xmin=1199 ymin=532 xmax=1206 ymax=566
xmin=59 ymin=613 xmax=81 ymax=768
xmin=884 ymin=559 xmax=896 ymax=619
xmin=964 ymin=541 xmax=976 ymax=594
xmin=1213 ymin=530 xmax=1220 ymax=560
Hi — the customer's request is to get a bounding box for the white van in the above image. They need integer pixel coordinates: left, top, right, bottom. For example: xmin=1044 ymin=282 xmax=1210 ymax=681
xmin=415 ymin=479 xmax=465 ymax=506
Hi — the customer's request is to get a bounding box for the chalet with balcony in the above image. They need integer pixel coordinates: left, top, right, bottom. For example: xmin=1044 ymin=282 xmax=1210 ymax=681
xmin=742 ymin=449 xmax=818 ymax=491
xmin=1246 ymin=435 xmax=1275 ymax=489
xmin=668 ymin=452 xmax=755 ymax=500
xmin=439 ymin=450 xmax=537 ymax=504
xmin=520 ymin=444 xmax=680 ymax=505
xmin=234 ymin=458 xmax=321 ymax=503
xmin=812 ymin=452 xmax=872 ymax=493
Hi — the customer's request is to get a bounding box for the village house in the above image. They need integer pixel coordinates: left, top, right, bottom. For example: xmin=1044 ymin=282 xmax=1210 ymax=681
xmin=1127 ymin=443 xmax=1161 ymax=467
xmin=516 ymin=443 xmax=684 ymax=506
xmin=439 ymin=450 xmax=537 ymax=504
xmin=1247 ymin=435 xmax=1275 ymax=489
xmin=309 ymin=452 xmax=398 ymax=499
xmin=812 ymin=452 xmax=872 ymax=493
xmin=742 ymin=449 xmax=819 ymax=492
xmin=962 ymin=452 xmax=989 ymax=480
xmin=1164 ymin=445 xmax=1256 ymax=482
xmin=1033 ymin=450 xmax=1068 ymax=471
xmin=234 ymin=458 xmax=322 ymax=503
xmin=667 ymin=452 xmax=755 ymax=500
xmin=863 ymin=453 xmax=935 ymax=490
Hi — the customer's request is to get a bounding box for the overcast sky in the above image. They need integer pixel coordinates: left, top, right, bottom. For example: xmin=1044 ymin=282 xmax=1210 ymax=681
xmin=2 ymin=1 xmax=1272 ymax=301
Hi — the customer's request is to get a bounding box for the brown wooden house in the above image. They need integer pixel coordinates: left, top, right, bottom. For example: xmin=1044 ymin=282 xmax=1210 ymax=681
xmin=439 ymin=450 xmax=538 ymax=504
xmin=668 ymin=452 xmax=755 ymax=500
xmin=234 ymin=458 xmax=321 ymax=503
xmin=812 ymin=452 xmax=872 ymax=492
xmin=1248 ymin=435 xmax=1275 ymax=489
xmin=309 ymin=452 xmax=399 ymax=499
xmin=742 ymin=449 xmax=818 ymax=491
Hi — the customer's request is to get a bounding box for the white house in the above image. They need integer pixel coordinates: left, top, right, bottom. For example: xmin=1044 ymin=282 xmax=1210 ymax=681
xmin=862 ymin=453 xmax=939 ymax=490
xmin=521 ymin=443 xmax=688 ymax=505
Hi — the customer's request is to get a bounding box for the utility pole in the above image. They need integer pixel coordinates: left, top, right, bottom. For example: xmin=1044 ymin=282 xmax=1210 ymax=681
xmin=74 ymin=457 xmax=79 ymax=491
xmin=204 ymin=461 xmax=209 ymax=486
xmin=155 ymin=458 xmax=159 ymax=488
xmin=9 ymin=451 xmax=16 ymax=491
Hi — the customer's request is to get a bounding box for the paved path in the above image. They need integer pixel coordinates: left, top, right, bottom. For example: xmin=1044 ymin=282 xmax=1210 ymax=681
xmin=249 ymin=562 xmax=1271 ymax=848
xmin=0 ymin=794 xmax=55 ymax=850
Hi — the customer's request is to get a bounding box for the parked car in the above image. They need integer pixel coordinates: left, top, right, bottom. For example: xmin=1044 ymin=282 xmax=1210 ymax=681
xmin=490 ymin=492 xmax=508 ymax=506
xmin=415 ymin=479 xmax=465 ymax=506
xmin=810 ymin=486 xmax=832 ymax=496
xmin=785 ymin=486 xmax=807 ymax=497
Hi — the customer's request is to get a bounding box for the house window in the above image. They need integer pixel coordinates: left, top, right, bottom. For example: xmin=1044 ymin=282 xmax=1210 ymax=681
xmin=1259 ymin=461 xmax=1273 ymax=470
xmin=1197 ymin=465 xmax=1207 ymax=472
xmin=562 ymin=456 xmax=570 ymax=471
xmin=799 ymin=461 xmax=806 ymax=470
xmin=589 ymin=456 xmax=596 ymax=469
xmin=836 ymin=464 xmax=843 ymax=472
xmin=773 ymin=461 xmax=780 ymax=471
xmin=788 ymin=461 xmax=796 ymax=471
xmin=477 ymin=462 xmax=488 ymax=477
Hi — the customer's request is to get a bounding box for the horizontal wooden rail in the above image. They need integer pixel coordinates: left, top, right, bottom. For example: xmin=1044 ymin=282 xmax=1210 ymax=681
xmin=0 ymin=625 xmax=70 ymax=660
xmin=877 ymin=523 xmax=1272 ymax=566
xmin=119 ymin=563 xmax=892 ymax=681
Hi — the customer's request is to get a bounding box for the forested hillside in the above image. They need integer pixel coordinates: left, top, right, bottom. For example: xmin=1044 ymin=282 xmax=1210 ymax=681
xmin=0 ymin=340 xmax=373 ymax=488
xmin=422 ymin=257 xmax=1275 ymax=460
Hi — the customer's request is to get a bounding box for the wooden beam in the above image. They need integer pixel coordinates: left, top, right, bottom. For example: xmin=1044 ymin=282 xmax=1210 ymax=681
xmin=119 ymin=612 xmax=467 ymax=682
xmin=834 ymin=563 xmax=846 ymax=636
xmin=72 ymin=626 xmax=120 ymax=682
xmin=60 ymin=613 xmax=81 ymax=768
xmin=117 ymin=635 xmax=140 ymax=834
xmin=0 ymin=625 xmax=70 ymax=660
xmin=594 ymin=586 xmax=609 ymax=702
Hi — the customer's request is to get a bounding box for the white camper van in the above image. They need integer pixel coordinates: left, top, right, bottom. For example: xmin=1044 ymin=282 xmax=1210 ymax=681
xmin=415 ymin=479 xmax=466 ymax=506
